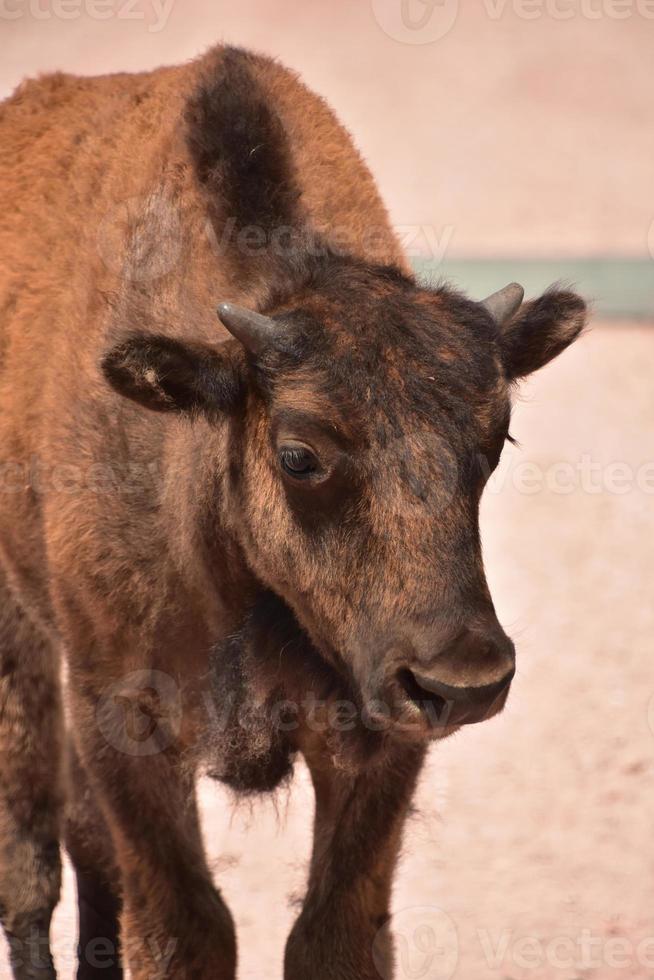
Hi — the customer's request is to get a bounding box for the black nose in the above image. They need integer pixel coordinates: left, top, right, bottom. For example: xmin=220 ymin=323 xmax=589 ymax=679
xmin=396 ymin=625 xmax=516 ymax=727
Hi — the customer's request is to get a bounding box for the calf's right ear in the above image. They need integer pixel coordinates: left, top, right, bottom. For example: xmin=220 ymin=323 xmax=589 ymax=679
xmin=102 ymin=334 xmax=245 ymax=414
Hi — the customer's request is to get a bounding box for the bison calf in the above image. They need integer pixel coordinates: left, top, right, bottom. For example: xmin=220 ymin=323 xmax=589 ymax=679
xmin=0 ymin=44 xmax=586 ymax=979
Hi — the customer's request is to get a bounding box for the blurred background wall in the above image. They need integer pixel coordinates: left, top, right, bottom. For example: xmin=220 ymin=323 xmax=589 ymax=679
xmin=2 ymin=0 xmax=653 ymax=298
xmin=2 ymin=4 xmax=653 ymax=979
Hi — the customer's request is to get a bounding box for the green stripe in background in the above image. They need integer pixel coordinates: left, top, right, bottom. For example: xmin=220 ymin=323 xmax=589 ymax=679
xmin=412 ymin=258 xmax=654 ymax=320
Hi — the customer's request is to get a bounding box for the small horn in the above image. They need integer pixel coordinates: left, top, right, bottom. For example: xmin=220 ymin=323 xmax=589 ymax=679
xmin=217 ymin=302 xmax=277 ymax=355
xmin=481 ymin=283 xmax=524 ymax=326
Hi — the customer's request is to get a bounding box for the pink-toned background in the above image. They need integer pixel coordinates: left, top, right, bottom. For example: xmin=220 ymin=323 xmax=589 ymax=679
xmin=2 ymin=3 xmax=653 ymax=978
xmin=2 ymin=0 xmax=653 ymax=257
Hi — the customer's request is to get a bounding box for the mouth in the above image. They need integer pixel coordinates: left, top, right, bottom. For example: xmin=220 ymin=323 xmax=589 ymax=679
xmin=395 ymin=667 xmax=452 ymax=727
xmin=391 ymin=665 xmax=513 ymax=736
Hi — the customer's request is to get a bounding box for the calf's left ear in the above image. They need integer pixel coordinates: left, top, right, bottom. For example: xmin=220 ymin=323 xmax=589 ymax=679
xmin=484 ymin=285 xmax=587 ymax=381
xmin=102 ymin=334 xmax=244 ymax=414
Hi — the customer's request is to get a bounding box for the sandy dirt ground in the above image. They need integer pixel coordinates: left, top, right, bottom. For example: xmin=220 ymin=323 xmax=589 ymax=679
xmin=2 ymin=3 xmax=653 ymax=978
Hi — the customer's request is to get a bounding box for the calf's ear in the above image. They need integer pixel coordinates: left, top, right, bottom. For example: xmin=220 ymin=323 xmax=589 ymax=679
xmin=102 ymin=335 xmax=244 ymax=414
xmin=498 ymin=288 xmax=587 ymax=381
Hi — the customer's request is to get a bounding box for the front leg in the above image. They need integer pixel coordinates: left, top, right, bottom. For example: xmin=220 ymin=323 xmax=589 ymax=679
xmin=285 ymin=735 xmax=426 ymax=980
xmin=68 ymin=671 xmax=236 ymax=980
xmin=64 ymin=740 xmax=123 ymax=980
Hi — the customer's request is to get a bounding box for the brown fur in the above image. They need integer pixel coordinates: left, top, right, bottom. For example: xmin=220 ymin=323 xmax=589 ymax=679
xmin=0 ymin=44 xmax=586 ymax=979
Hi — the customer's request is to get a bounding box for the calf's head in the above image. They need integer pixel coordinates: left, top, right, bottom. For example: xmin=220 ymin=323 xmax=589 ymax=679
xmin=104 ymin=260 xmax=585 ymax=737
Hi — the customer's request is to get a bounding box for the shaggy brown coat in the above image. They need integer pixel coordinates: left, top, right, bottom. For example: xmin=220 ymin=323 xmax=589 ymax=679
xmin=0 ymin=44 xmax=585 ymax=980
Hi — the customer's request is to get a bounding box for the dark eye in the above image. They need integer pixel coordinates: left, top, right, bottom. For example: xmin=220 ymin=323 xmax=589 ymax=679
xmin=279 ymin=445 xmax=319 ymax=479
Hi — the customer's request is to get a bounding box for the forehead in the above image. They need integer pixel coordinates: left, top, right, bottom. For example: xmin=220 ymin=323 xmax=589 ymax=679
xmin=268 ymin=269 xmax=510 ymax=448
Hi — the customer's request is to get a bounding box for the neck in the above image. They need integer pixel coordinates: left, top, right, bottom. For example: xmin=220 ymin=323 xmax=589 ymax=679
xmin=161 ymin=415 xmax=258 ymax=640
